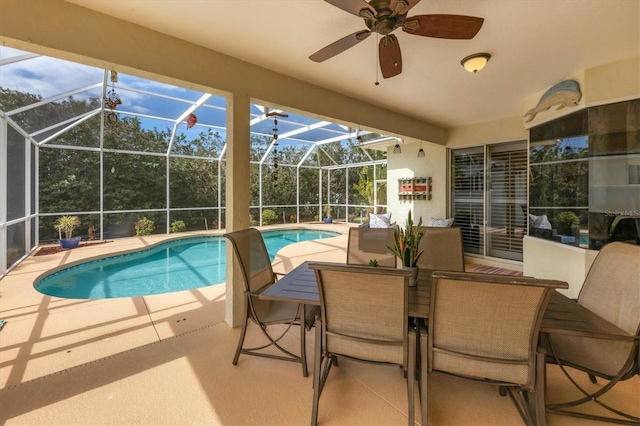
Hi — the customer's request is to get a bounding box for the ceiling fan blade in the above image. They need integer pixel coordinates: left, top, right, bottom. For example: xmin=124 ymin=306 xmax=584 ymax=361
xmin=379 ymin=34 xmax=402 ymax=79
xmin=403 ymin=14 xmax=484 ymax=39
xmin=389 ymin=0 xmax=421 ymax=16
xmin=324 ymin=0 xmax=377 ymax=19
xmin=309 ymin=30 xmax=372 ymax=62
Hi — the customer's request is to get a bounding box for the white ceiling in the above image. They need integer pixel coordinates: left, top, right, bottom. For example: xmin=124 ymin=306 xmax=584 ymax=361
xmin=67 ymin=0 xmax=640 ymax=129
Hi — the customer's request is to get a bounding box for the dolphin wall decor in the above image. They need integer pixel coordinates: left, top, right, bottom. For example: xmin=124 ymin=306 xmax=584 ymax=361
xmin=524 ymin=80 xmax=582 ymax=123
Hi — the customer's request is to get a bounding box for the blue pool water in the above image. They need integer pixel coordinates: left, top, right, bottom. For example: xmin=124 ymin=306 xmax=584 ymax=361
xmin=35 ymin=229 xmax=339 ymax=300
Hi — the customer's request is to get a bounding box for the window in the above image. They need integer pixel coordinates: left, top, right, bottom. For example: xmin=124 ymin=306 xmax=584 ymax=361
xmin=529 ymin=100 xmax=640 ymax=249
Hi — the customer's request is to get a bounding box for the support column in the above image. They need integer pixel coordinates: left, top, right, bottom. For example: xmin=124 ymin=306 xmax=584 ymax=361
xmin=225 ymin=92 xmax=251 ymax=328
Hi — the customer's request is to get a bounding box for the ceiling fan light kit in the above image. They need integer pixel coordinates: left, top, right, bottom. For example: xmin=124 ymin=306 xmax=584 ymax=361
xmin=311 ymin=0 xmax=484 ymax=79
xmin=461 ymin=53 xmax=491 ymax=73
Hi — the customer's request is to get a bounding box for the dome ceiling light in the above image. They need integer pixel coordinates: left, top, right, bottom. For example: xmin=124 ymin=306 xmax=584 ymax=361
xmin=461 ymin=53 xmax=491 ymax=73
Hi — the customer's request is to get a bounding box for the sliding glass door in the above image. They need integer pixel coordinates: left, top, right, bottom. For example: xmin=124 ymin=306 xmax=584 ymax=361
xmin=451 ymin=141 xmax=527 ymax=261
xmin=486 ymin=143 xmax=527 ymax=260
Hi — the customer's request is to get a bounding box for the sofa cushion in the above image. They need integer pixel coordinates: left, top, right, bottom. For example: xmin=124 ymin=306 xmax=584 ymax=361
xmin=369 ymin=213 xmax=392 ymax=228
xmin=528 ymin=213 xmax=552 ymax=229
xmin=428 ymin=217 xmax=454 ymax=227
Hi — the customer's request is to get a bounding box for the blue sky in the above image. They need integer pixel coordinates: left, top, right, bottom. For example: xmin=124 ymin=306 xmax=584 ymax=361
xmin=0 ymin=46 xmax=367 ymax=150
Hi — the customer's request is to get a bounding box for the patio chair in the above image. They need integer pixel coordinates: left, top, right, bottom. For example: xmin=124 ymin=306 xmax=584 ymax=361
xmin=308 ymin=262 xmax=416 ymax=426
xmin=420 ymin=271 xmax=567 ymax=425
xmin=224 ymin=228 xmax=316 ymax=377
xmin=545 ymin=241 xmax=640 ymax=424
xmin=417 ymin=227 xmax=465 ymax=274
xmin=346 ymin=226 xmax=397 ymax=267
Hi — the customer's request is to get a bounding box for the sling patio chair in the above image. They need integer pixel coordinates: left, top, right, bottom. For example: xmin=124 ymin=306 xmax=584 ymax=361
xmin=420 ymin=271 xmax=568 ymax=425
xmin=224 ymin=228 xmax=317 ymax=377
xmin=544 ymin=241 xmax=640 ymax=424
xmin=346 ymin=226 xmax=397 ymax=267
xmin=308 ymin=262 xmax=416 ymax=426
xmin=417 ymin=226 xmax=465 ymax=275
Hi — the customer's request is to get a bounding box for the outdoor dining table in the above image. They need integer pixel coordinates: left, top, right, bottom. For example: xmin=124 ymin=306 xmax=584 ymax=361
xmin=261 ymin=261 xmax=432 ymax=319
xmin=261 ymin=260 xmax=636 ymax=339
xmin=260 ymin=260 xmax=637 ymax=421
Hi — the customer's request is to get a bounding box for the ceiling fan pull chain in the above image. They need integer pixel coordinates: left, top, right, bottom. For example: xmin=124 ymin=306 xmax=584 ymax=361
xmin=375 ymin=34 xmax=380 ymax=86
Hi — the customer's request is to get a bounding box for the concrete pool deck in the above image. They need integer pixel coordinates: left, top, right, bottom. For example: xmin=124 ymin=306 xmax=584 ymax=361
xmin=0 ymin=224 xmax=351 ymax=390
xmin=0 ymin=223 xmax=638 ymax=425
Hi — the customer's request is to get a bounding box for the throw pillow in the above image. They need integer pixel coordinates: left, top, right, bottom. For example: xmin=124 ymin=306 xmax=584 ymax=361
xmin=528 ymin=213 xmax=552 ymax=229
xmin=427 ymin=217 xmax=454 ymax=227
xmin=369 ymin=213 xmax=392 ymax=228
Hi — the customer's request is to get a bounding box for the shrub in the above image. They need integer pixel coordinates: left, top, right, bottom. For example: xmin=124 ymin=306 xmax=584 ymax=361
xmin=135 ymin=217 xmax=154 ymax=236
xmin=262 ymin=209 xmax=277 ymax=225
xmin=556 ymin=211 xmax=579 ymax=235
xmin=170 ymin=220 xmax=186 ymax=233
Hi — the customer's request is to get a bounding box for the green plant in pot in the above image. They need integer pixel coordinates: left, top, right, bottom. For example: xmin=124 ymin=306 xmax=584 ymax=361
xmin=556 ymin=211 xmax=579 ymax=235
xmin=323 ymin=205 xmax=333 ymax=223
xmin=388 ymin=210 xmax=424 ymax=286
xmin=54 ymin=215 xmax=82 ymax=249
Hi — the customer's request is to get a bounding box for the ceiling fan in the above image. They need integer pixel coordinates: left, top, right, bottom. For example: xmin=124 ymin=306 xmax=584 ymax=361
xmin=309 ymin=0 xmax=484 ymax=79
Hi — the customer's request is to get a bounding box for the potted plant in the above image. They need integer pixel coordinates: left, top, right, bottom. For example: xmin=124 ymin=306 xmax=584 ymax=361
xmin=54 ymin=215 xmax=82 ymax=249
xmin=556 ymin=211 xmax=579 ymax=236
xmin=388 ymin=210 xmax=424 ymax=286
xmin=323 ymin=205 xmax=333 ymax=223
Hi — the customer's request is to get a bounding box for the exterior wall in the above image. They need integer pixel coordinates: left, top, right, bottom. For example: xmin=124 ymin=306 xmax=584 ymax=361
xmin=443 ymin=57 xmax=640 ymax=292
xmin=585 ymin=57 xmax=640 ymax=105
xmin=446 ymin=115 xmax=527 ymax=149
xmin=523 ymin=236 xmax=597 ymax=298
xmin=386 ymin=141 xmax=447 ymax=227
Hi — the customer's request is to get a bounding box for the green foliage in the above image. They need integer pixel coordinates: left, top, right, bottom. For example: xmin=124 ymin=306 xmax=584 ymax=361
xmin=54 ymin=215 xmax=81 ymax=240
xmin=0 ymin=86 xmax=385 ymax=242
xmin=135 ymin=217 xmax=155 ymax=236
xmin=529 ymin=139 xmax=589 ymax=212
xmin=387 ymin=211 xmax=424 ymax=267
xmin=368 ymin=259 xmax=379 ymax=267
xmin=352 ymin=167 xmax=374 ymax=206
xmin=170 ymin=220 xmax=186 ymax=233
xmin=556 ymin=211 xmax=579 ymax=234
xmin=262 ymin=209 xmax=277 ymax=225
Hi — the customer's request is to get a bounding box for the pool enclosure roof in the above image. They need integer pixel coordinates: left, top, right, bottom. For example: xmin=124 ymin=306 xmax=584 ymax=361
xmin=1 ymin=46 xmax=393 ymax=167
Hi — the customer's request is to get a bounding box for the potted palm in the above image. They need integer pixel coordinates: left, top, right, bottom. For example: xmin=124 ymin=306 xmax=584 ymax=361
xmin=54 ymin=215 xmax=82 ymax=249
xmin=388 ymin=210 xmax=424 ymax=286
xmin=323 ymin=205 xmax=333 ymax=223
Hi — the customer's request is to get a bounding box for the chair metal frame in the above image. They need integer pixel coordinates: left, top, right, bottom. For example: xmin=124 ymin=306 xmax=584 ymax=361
xmin=420 ymin=271 xmax=567 ymax=426
xmin=224 ymin=228 xmax=310 ymax=377
xmin=544 ymin=241 xmax=640 ymax=425
xmin=308 ymin=262 xmax=415 ymax=426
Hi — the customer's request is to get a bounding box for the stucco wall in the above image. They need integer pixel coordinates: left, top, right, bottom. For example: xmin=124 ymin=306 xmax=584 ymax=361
xmin=523 ymin=237 xmax=599 ymax=298
xmin=386 ymin=141 xmax=447 ymax=227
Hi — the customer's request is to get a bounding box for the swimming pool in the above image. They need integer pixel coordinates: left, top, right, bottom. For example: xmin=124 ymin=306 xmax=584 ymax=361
xmin=35 ymin=229 xmax=340 ymax=300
